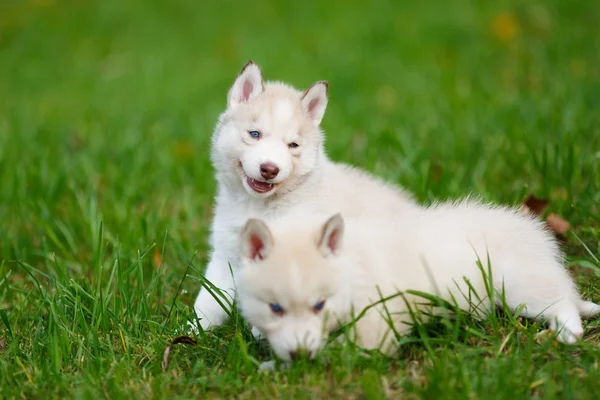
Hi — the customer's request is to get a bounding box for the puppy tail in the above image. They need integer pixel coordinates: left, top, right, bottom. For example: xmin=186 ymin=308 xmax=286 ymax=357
xmin=577 ymin=300 xmax=600 ymax=318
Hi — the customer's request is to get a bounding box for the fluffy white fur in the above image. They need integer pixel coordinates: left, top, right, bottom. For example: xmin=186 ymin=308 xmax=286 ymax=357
xmin=192 ymin=61 xmax=416 ymax=331
xmin=237 ymin=200 xmax=600 ymax=362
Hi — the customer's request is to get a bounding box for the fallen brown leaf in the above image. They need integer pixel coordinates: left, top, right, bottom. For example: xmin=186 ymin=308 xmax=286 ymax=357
xmin=546 ymin=213 xmax=571 ymax=235
xmin=162 ymin=335 xmax=198 ymax=372
xmin=521 ymin=193 xmax=549 ymax=217
xmin=521 ymin=193 xmax=571 ymax=244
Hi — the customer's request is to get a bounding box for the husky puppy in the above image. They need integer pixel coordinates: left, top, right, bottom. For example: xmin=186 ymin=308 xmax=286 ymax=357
xmin=237 ymin=201 xmax=600 ymax=361
xmin=192 ymin=61 xmax=416 ymax=330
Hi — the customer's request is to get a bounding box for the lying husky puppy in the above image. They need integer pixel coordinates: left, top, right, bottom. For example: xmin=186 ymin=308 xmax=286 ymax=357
xmin=237 ymin=201 xmax=600 ymax=361
xmin=192 ymin=61 xmax=416 ymax=331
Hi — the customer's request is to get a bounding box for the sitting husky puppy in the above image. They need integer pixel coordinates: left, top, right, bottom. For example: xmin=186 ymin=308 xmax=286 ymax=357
xmin=237 ymin=201 xmax=600 ymax=361
xmin=192 ymin=61 xmax=416 ymax=331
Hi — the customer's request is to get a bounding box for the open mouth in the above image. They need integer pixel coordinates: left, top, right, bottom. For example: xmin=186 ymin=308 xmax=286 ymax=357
xmin=246 ymin=177 xmax=275 ymax=193
xmin=240 ymin=161 xmax=276 ymax=194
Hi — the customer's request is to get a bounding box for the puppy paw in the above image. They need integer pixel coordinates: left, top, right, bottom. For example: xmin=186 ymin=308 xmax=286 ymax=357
xmin=258 ymin=360 xmax=289 ymax=373
xmin=186 ymin=317 xmax=214 ymax=334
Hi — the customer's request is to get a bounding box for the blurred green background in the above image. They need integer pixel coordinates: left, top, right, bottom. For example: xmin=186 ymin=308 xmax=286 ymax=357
xmin=2 ymin=0 xmax=599 ymax=267
xmin=1 ymin=0 xmax=599 ymax=397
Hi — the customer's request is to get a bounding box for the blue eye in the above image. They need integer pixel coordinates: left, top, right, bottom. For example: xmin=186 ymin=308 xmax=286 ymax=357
xmin=270 ymin=303 xmax=284 ymax=315
xmin=313 ymin=300 xmax=326 ymax=313
xmin=288 ymin=142 xmax=299 ymax=148
xmin=249 ymin=130 xmax=261 ymax=139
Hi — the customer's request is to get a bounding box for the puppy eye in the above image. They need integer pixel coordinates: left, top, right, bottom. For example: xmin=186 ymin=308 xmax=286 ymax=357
xmin=270 ymin=303 xmax=284 ymax=315
xmin=288 ymin=142 xmax=299 ymax=148
xmin=313 ymin=300 xmax=326 ymax=313
xmin=248 ymin=130 xmax=261 ymax=139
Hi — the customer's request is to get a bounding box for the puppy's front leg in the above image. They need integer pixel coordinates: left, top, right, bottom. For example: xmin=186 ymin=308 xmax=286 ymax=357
xmin=190 ymin=254 xmax=236 ymax=332
xmin=258 ymin=360 xmax=290 ymax=373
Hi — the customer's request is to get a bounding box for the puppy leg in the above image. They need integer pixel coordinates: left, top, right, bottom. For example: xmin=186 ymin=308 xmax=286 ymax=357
xmin=577 ymin=300 xmax=600 ymax=319
xmin=190 ymin=254 xmax=235 ymax=332
xmin=546 ymin=303 xmax=584 ymax=344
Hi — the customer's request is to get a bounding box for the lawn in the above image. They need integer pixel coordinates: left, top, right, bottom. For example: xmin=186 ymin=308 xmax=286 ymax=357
xmin=1 ymin=0 xmax=600 ymax=398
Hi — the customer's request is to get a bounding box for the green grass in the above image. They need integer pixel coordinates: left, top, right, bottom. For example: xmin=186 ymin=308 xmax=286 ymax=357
xmin=1 ymin=0 xmax=600 ymax=398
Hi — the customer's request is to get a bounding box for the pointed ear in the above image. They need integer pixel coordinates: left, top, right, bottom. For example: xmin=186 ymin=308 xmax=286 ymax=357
xmin=241 ymin=218 xmax=273 ymax=262
xmin=301 ymin=81 xmax=328 ymax=126
xmin=317 ymin=213 xmax=344 ymax=257
xmin=227 ymin=61 xmax=264 ymax=108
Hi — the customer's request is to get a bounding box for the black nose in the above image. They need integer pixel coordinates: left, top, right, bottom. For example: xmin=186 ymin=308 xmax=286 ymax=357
xmin=260 ymin=162 xmax=280 ymax=180
xmin=289 ymin=350 xmax=312 ymax=361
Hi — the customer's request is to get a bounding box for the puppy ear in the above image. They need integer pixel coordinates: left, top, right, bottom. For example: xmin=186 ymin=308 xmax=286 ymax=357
xmin=227 ymin=61 xmax=264 ymax=108
xmin=317 ymin=213 xmax=344 ymax=257
xmin=301 ymin=81 xmax=328 ymax=126
xmin=241 ymin=218 xmax=273 ymax=262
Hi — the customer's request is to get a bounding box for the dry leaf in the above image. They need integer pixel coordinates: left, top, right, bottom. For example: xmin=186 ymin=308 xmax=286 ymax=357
xmin=162 ymin=335 xmax=198 ymax=372
xmin=546 ymin=213 xmax=571 ymax=235
xmin=520 ymin=193 xmax=571 ymax=244
xmin=521 ymin=193 xmax=549 ymax=217
xmin=0 ymin=337 xmax=5 ymax=351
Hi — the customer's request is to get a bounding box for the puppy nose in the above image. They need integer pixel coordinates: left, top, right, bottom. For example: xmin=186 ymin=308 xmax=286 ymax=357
xmin=260 ymin=162 xmax=280 ymax=180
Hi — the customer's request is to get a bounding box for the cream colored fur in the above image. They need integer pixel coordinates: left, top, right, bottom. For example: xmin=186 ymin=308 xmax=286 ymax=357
xmin=191 ymin=61 xmax=416 ymax=331
xmin=237 ymin=200 xmax=600 ymax=362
